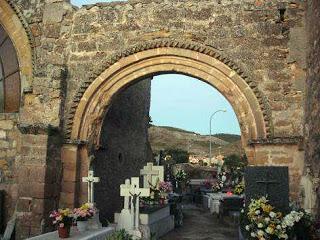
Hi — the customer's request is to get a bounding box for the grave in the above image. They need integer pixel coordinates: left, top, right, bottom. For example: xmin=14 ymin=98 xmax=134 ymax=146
xmin=244 ymin=166 xmax=289 ymax=211
xmin=115 ymin=164 xmax=174 ymax=239
xmin=140 ymin=162 xmax=164 ymax=188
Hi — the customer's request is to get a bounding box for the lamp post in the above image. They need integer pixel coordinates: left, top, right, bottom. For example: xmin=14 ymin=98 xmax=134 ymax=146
xmin=209 ymin=109 xmax=226 ymax=166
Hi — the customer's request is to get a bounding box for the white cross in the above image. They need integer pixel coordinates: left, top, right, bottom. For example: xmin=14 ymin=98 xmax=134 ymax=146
xmin=140 ymin=162 xmax=164 ymax=188
xmin=127 ymin=177 xmax=149 ymax=230
xmin=120 ymin=179 xmax=131 ymax=210
xmin=82 ymin=170 xmax=100 ymax=203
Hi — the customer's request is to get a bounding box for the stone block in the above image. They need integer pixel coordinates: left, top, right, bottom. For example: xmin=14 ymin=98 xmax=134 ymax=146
xmin=43 ymin=3 xmax=66 ymax=23
xmin=0 ymin=130 xmax=6 ymax=139
xmin=0 ymin=140 xmax=9 ymax=148
xmin=17 ymin=197 xmax=32 ymax=212
xmin=0 ymin=120 xmax=13 ymax=130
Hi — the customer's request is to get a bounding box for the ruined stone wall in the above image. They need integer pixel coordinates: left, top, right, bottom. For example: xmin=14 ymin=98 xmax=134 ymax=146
xmin=0 ymin=0 xmax=311 ymax=238
xmin=305 ymin=1 xmax=320 ymax=177
xmin=66 ymin=0 xmax=306 ymax=138
xmin=0 ymin=1 xmax=74 ymax=238
xmin=0 ymin=114 xmax=20 ymax=231
xmin=93 ymin=79 xmax=152 ymax=223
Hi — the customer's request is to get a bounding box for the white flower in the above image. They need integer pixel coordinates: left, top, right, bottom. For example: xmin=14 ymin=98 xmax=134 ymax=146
xmin=251 ymin=232 xmax=256 ymax=237
xmin=264 ymin=217 xmax=270 ymax=223
xmin=245 ymin=225 xmax=250 ymax=231
xmin=269 ymin=211 xmax=276 ymax=218
xmin=255 ymin=210 xmax=261 ymax=215
xmin=276 ymin=225 xmax=281 ymax=230
xmin=241 ymin=209 xmax=244 ymax=213
xmin=257 ymin=230 xmax=264 ymax=236
xmin=258 ymin=223 xmax=263 ymax=228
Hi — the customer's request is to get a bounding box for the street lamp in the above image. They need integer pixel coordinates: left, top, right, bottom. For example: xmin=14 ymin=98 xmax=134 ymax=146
xmin=209 ymin=109 xmax=227 ymax=166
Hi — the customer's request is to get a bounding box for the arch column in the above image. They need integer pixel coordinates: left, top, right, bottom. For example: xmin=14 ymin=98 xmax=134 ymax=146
xmin=60 ymin=142 xmax=91 ymax=208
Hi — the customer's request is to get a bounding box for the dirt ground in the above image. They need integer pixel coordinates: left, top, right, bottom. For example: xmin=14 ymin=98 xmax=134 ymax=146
xmin=160 ymin=205 xmax=239 ymax=240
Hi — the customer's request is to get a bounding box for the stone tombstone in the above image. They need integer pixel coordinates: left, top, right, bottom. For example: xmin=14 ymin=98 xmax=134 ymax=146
xmin=244 ymin=166 xmax=289 ymax=211
xmin=140 ymin=162 xmax=164 ymax=188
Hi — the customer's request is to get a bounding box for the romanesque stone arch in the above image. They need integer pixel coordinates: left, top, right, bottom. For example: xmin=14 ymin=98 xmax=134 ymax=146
xmin=60 ymin=40 xmax=273 ymax=206
xmin=66 ymin=40 xmax=271 ymax=146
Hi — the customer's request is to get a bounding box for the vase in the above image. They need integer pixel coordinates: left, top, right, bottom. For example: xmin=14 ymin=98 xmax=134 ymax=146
xmin=58 ymin=225 xmax=70 ymax=238
xmin=77 ymin=220 xmax=88 ymax=232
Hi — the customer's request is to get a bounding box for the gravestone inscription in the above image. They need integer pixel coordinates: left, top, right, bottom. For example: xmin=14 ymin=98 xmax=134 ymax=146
xmin=244 ymin=166 xmax=289 ymax=211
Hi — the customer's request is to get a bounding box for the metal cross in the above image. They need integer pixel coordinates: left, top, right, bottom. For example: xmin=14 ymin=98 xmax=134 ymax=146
xmin=82 ymin=170 xmax=100 ymax=203
xmin=256 ymin=171 xmax=279 ymax=196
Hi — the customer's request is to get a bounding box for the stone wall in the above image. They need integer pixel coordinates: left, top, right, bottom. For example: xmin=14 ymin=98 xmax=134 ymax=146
xmin=305 ymin=0 xmax=320 ymax=176
xmin=0 ymin=114 xmax=20 ymax=231
xmin=93 ymin=79 xmax=152 ymax=224
xmin=0 ymin=1 xmax=74 ymax=238
xmin=304 ymin=0 xmax=320 ymax=214
xmin=66 ymin=0 xmax=306 ymax=138
xmin=0 ymin=0 xmax=312 ymax=238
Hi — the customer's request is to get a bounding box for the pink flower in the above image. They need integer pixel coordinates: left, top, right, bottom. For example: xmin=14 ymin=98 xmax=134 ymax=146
xmin=59 ymin=223 xmax=64 ymax=228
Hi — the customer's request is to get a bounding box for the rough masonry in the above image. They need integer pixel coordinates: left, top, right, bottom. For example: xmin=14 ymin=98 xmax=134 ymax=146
xmin=0 ymin=0 xmax=316 ymax=238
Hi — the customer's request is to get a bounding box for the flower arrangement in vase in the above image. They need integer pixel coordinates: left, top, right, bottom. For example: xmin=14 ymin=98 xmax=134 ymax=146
xmin=73 ymin=203 xmax=96 ymax=232
xmin=234 ymin=182 xmax=245 ymax=195
xmin=159 ymin=181 xmax=173 ymax=205
xmin=49 ymin=208 xmax=73 ymax=238
xmin=241 ymin=196 xmax=312 ymax=240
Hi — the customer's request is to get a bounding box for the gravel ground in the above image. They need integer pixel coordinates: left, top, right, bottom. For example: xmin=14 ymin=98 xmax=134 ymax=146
xmin=160 ymin=206 xmax=239 ymax=240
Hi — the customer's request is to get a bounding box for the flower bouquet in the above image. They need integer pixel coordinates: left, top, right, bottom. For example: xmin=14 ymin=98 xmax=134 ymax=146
xmin=212 ymin=181 xmax=223 ymax=193
xmin=73 ymin=203 xmax=96 ymax=232
xmin=159 ymin=181 xmax=172 ymax=204
xmin=175 ymin=169 xmax=187 ymax=182
xmin=234 ymin=182 xmax=245 ymax=195
xmin=174 ymin=169 xmax=188 ymax=193
xmin=241 ymin=197 xmax=309 ymax=240
xmin=49 ymin=208 xmax=73 ymax=238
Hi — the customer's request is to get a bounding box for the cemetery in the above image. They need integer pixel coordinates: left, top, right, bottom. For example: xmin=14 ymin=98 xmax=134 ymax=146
xmin=0 ymin=0 xmax=320 ymax=239
xmin=22 ymin=157 xmax=318 ymax=239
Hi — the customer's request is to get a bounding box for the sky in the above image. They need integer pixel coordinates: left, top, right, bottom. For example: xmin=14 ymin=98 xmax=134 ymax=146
xmin=150 ymin=75 xmax=240 ymax=135
xmin=71 ymin=0 xmax=240 ymax=135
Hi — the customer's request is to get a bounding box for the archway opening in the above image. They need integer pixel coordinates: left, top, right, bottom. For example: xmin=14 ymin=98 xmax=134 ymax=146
xmin=91 ymin=73 xmax=245 ymax=237
xmin=62 ymin=44 xmax=269 ymax=237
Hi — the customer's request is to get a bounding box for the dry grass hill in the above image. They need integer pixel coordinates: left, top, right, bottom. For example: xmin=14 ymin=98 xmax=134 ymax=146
xmin=148 ymin=125 xmax=244 ymax=157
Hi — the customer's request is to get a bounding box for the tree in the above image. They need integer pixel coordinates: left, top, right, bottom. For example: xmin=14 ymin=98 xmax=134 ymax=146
xmin=164 ymin=149 xmax=189 ymax=164
xmin=223 ymin=154 xmax=246 ymax=171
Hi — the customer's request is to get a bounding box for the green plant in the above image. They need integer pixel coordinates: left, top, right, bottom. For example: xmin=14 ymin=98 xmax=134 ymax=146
xmin=164 ymin=148 xmax=189 ymax=164
xmin=106 ymin=229 xmax=133 ymax=240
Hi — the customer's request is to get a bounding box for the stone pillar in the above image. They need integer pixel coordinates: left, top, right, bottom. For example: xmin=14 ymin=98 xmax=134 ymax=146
xmin=60 ymin=143 xmax=79 ymax=208
xmin=60 ymin=142 xmax=89 ymax=208
xmin=15 ymin=126 xmax=61 ymax=239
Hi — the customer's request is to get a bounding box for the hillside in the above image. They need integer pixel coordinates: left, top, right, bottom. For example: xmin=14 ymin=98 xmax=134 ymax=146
xmin=148 ymin=125 xmax=243 ymax=157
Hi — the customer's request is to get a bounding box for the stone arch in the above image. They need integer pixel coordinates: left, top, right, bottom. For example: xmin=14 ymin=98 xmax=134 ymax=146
xmin=67 ymin=40 xmax=271 ymax=146
xmin=61 ymin=40 xmax=272 ymax=207
xmin=0 ymin=0 xmax=33 ymax=91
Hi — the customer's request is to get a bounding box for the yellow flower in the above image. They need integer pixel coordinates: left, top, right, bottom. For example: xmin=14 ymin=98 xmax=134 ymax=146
xmin=262 ymin=203 xmax=273 ymax=213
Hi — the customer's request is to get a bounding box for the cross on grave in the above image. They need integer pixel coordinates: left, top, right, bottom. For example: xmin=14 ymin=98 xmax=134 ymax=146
xmin=82 ymin=170 xmax=100 ymax=203
xmin=118 ymin=177 xmax=150 ymax=233
xmin=256 ymin=171 xmax=280 ymax=196
xmin=120 ymin=179 xmax=131 ymax=210
xmin=129 ymin=177 xmax=150 ymax=231
xmin=140 ymin=162 xmax=164 ymax=188
xmin=244 ymin=166 xmax=289 ymax=211
xmin=118 ymin=179 xmax=133 ymax=231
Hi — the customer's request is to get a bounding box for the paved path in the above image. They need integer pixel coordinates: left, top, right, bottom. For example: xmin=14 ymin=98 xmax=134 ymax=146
xmin=160 ymin=206 xmax=238 ymax=240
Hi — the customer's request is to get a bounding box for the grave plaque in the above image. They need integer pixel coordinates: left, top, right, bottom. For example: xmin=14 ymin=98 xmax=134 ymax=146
xmin=244 ymin=166 xmax=289 ymax=211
